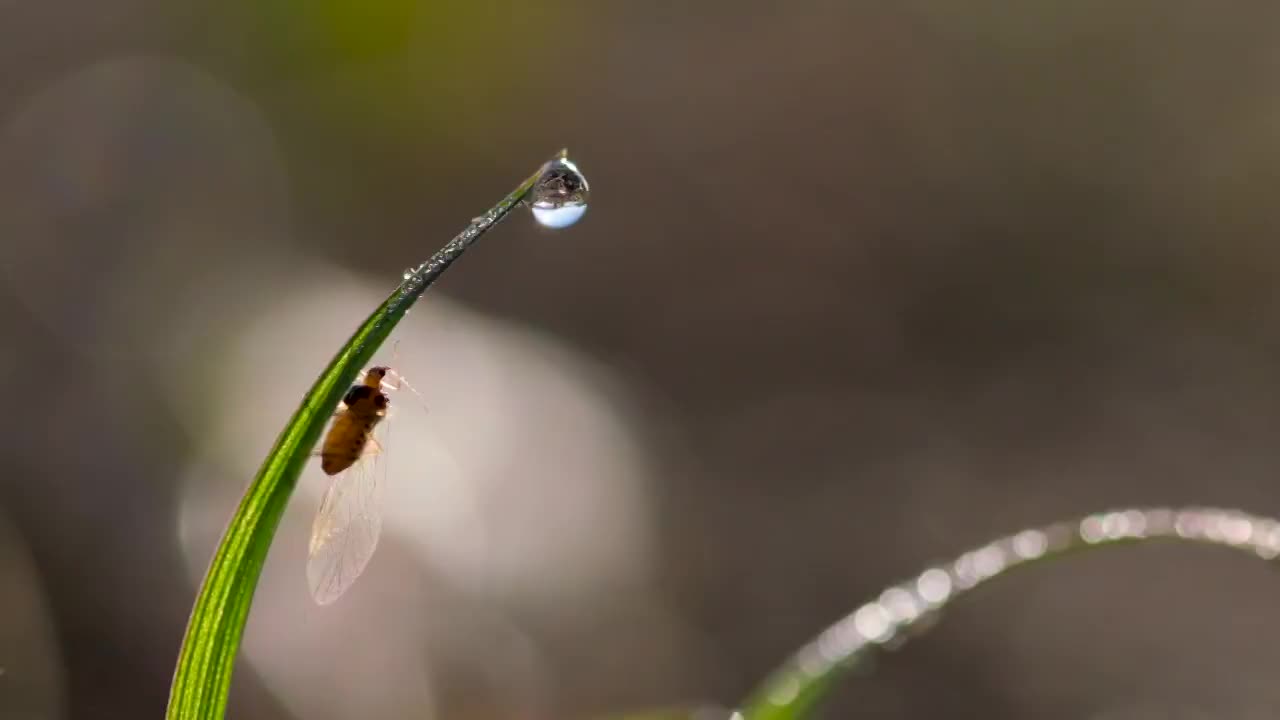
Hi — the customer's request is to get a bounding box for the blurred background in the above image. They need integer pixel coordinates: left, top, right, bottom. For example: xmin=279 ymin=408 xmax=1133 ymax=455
xmin=5 ymin=1 xmax=1280 ymax=718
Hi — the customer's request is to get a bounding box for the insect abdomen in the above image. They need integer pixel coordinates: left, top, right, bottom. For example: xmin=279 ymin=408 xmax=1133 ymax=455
xmin=320 ymin=412 xmax=373 ymax=475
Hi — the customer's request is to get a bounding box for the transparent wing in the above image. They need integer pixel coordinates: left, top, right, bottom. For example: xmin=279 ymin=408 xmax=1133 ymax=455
xmin=307 ymin=429 xmax=387 ymax=605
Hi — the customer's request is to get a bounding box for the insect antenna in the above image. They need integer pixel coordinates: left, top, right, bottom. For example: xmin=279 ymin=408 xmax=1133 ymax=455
xmin=374 ymin=338 xmax=431 ymax=416
xmin=385 ymin=368 xmax=430 ymax=415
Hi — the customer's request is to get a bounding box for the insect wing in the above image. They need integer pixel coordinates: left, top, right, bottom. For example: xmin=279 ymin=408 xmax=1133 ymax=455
xmin=307 ymin=433 xmax=387 ymax=605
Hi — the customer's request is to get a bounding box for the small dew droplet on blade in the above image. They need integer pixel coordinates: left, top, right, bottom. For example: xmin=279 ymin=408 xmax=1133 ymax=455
xmin=529 ymin=155 xmax=589 ymax=229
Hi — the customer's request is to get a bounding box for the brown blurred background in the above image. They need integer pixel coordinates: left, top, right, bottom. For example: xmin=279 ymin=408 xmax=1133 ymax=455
xmin=5 ymin=1 xmax=1280 ymax=718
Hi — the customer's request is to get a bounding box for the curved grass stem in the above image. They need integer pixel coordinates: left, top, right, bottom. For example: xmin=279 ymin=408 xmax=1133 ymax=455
xmin=166 ymin=151 xmax=567 ymax=720
xmin=737 ymin=506 xmax=1280 ymax=720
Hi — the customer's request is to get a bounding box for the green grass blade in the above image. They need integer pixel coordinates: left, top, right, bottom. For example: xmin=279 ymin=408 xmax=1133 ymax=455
xmin=737 ymin=506 xmax=1280 ymax=720
xmin=166 ymin=151 xmax=569 ymax=720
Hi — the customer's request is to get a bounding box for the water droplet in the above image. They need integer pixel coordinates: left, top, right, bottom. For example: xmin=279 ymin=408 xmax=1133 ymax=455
xmin=529 ymin=154 xmax=589 ymax=229
xmin=402 ymin=268 xmax=414 ymax=280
